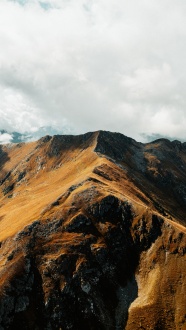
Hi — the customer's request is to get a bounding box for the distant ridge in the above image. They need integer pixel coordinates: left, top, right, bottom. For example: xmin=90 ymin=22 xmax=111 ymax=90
xmin=0 ymin=126 xmax=70 ymax=144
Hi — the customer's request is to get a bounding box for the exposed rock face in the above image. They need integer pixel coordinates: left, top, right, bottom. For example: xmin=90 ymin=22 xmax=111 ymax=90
xmin=0 ymin=131 xmax=185 ymax=329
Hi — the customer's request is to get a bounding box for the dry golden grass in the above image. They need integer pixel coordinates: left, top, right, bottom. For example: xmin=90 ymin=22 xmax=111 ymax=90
xmin=0 ymin=136 xmax=153 ymax=241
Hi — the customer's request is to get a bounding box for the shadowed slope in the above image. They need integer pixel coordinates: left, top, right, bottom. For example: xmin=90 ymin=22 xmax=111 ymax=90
xmin=95 ymin=131 xmax=186 ymax=224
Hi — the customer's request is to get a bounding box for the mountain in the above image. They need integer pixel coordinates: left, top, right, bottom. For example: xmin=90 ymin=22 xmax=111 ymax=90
xmin=0 ymin=131 xmax=185 ymax=330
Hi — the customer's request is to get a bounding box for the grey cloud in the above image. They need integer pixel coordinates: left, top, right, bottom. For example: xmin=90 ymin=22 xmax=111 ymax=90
xmin=0 ymin=0 xmax=186 ymax=142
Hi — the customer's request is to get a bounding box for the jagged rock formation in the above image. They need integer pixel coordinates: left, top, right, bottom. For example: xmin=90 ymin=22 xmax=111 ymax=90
xmin=0 ymin=131 xmax=185 ymax=330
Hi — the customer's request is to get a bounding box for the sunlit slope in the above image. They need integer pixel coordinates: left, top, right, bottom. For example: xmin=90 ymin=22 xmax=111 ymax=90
xmin=0 ymin=132 xmax=150 ymax=241
xmin=0 ymin=133 xmax=99 ymax=240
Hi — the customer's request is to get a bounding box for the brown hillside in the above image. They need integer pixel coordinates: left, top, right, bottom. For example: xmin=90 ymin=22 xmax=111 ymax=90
xmin=0 ymin=131 xmax=185 ymax=330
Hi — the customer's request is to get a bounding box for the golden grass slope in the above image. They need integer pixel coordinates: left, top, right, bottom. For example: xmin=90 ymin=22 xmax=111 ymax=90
xmin=0 ymin=132 xmax=153 ymax=241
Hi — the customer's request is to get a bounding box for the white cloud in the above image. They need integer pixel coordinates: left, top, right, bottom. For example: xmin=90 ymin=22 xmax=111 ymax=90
xmin=0 ymin=0 xmax=186 ymax=141
xmin=0 ymin=132 xmax=13 ymax=144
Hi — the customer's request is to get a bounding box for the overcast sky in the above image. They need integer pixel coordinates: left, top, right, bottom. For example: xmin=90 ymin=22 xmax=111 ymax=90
xmin=0 ymin=0 xmax=186 ymax=142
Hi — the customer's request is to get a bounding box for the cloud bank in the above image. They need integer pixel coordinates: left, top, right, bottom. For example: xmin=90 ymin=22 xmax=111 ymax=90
xmin=0 ymin=0 xmax=186 ymax=141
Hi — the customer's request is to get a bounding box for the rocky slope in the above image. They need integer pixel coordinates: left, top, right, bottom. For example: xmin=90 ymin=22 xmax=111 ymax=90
xmin=0 ymin=131 xmax=185 ymax=330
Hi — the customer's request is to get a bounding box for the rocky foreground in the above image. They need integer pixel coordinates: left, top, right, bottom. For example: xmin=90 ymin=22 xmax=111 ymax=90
xmin=0 ymin=131 xmax=185 ymax=330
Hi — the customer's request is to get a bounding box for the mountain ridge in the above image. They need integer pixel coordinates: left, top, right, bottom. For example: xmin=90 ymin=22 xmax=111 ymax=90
xmin=0 ymin=130 xmax=185 ymax=329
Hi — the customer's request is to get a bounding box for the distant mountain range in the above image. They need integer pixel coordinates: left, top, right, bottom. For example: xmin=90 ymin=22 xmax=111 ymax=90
xmin=0 ymin=127 xmax=70 ymax=144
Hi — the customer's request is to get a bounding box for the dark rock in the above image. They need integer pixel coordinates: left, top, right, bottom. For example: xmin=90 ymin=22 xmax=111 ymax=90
xmin=17 ymin=171 xmax=26 ymax=182
xmin=3 ymin=183 xmax=14 ymax=195
xmin=0 ymin=171 xmax=11 ymax=186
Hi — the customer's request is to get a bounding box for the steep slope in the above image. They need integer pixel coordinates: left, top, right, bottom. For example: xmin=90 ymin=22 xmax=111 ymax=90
xmin=95 ymin=131 xmax=186 ymax=223
xmin=0 ymin=131 xmax=185 ymax=330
